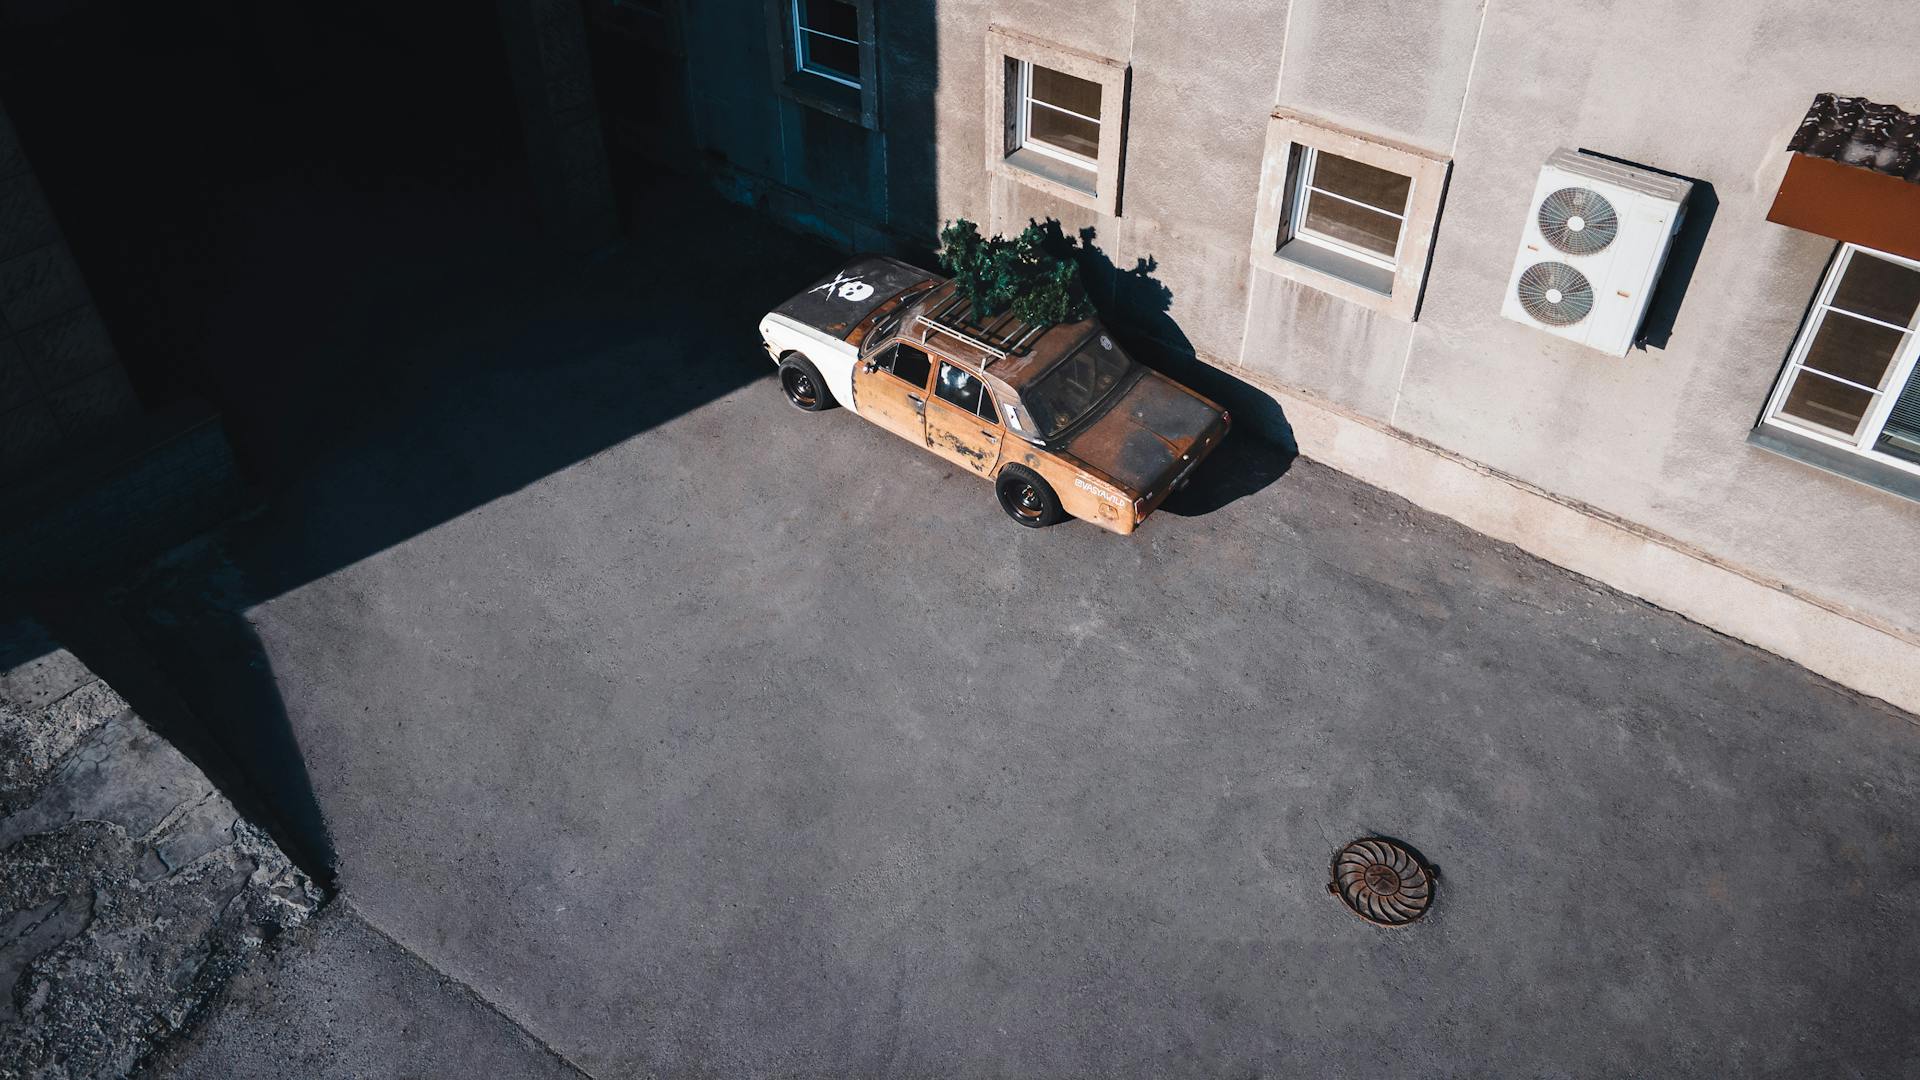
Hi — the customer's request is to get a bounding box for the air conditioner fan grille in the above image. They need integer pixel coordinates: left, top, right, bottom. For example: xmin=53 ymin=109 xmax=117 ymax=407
xmin=1516 ymin=262 xmax=1594 ymax=326
xmin=1538 ymin=187 xmax=1619 ymax=256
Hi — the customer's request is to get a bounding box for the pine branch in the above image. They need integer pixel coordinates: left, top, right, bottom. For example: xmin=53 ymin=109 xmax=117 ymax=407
xmin=936 ymin=218 xmax=1091 ymax=328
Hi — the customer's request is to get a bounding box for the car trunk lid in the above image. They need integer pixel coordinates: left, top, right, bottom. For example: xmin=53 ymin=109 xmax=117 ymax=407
xmin=1058 ymin=369 xmax=1224 ymax=494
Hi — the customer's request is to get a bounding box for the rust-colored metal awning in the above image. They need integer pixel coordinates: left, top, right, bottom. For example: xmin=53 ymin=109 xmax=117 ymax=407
xmin=1767 ymin=94 xmax=1920 ymax=260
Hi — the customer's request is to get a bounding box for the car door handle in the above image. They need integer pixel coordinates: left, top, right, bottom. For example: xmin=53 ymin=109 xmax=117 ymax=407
xmin=980 ymin=430 xmax=998 ymax=439
xmin=906 ymin=394 xmax=924 ymax=412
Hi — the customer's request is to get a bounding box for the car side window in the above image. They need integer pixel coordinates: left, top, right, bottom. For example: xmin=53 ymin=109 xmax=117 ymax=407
xmin=975 ymin=385 xmax=998 ymax=424
xmin=878 ymin=344 xmax=932 ymax=390
xmin=935 ymin=362 xmax=984 ymax=416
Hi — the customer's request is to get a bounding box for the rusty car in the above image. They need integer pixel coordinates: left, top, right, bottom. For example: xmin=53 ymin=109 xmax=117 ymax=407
xmin=758 ymin=256 xmax=1229 ymax=533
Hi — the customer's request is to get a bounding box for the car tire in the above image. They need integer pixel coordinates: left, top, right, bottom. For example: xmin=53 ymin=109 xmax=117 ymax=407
xmin=778 ymin=354 xmax=834 ymax=412
xmin=995 ymin=464 xmax=1067 ymax=528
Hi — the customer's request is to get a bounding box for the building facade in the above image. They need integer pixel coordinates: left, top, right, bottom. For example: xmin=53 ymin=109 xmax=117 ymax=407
xmin=594 ymin=0 xmax=1920 ymax=711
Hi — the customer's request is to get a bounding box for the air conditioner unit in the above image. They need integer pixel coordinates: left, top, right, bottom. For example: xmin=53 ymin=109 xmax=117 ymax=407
xmin=1500 ymin=149 xmax=1693 ymax=356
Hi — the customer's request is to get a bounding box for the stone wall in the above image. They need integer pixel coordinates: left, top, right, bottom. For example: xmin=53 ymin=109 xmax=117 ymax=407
xmin=0 ymin=104 xmax=142 ymax=487
xmin=0 ymin=618 xmax=321 ymax=1079
xmin=0 ymin=94 xmax=248 ymax=596
xmin=497 ymin=0 xmax=622 ymax=250
xmin=0 ymin=406 xmax=244 ymax=594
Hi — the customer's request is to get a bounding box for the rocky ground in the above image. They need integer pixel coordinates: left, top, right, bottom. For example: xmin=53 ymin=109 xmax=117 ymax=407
xmin=0 ymin=618 xmax=319 ymax=1079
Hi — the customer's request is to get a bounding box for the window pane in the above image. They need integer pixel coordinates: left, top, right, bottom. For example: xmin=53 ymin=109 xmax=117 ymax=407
xmin=1310 ymin=153 xmax=1411 ymax=215
xmin=1303 ymin=193 xmax=1403 ymax=260
xmin=1779 ymin=370 xmax=1875 ymax=438
xmin=1028 ymin=105 xmax=1099 ymax=160
xmin=801 ymin=34 xmax=860 ymax=80
xmin=884 ymin=345 xmax=931 ymax=389
xmin=801 ymin=0 xmax=858 ymax=39
xmin=1798 ymin=310 xmax=1906 ymax=389
xmin=1830 ymin=250 xmax=1920 ymax=328
xmin=1030 ymin=65 xmax=1101 ymax=121
xmin=935 ymin=363 xmax=983 ymax=414
xmin=977 ymin=387 xmax=998 ymax=423
xmin=1873 ymin=365 xmax=1920 ymax=464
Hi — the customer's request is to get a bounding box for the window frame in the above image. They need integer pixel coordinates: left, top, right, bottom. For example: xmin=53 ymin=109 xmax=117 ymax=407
xmin=984 ymin=25 xmax=1129 ymax=217
xmin=1249 ymin=109 xmax=1450 ymax=322
xmin=1286 ymin=146 xmax=1410 ymax=274
xmin=791 ymin=0 xmax=862 ymax=89
xmin=1013 ymin=60 xmax=1101 ymax=177
xmin=766 ymin=0 xmax=877 ymax=129
xmin=876 ymin=342 xmax=934 ymax=392
xmin=1758 ymin=242 xmax=1920 ymax=480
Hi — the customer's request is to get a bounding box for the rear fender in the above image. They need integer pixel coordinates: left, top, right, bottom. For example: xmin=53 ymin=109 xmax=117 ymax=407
xmin=1000 ymin=451 xmax=1136 ymax=535
xmin=759 ymin=314 xmax=858 ymax=409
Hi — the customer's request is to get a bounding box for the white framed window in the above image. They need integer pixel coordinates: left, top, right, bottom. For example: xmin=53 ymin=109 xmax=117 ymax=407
xmin=1760 ymin=243 xmax=1920 ymax=475
xmin=1249 ymin=110 xmax=1450 ymax=321
xmin=1013 ymin=60 xmax=1102 ymax=180
xmin=791 ymin=0 xmax=861 ymax=88
xmin=985 ymin=25 xmax=1129 ymax=216
xmin=1286 ymin=147 xmax=1412 ymax=274
xmin=768 ymin=0 xmax=875 ymax=128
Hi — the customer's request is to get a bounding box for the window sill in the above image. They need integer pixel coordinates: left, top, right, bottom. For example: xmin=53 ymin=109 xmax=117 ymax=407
xmin=1748 ymin=422 xmax=1920 ymax=503
xmin=1274 ymin=240 xmax=1394 ymax=298
xmin=1001 ymin=146 xmax=1098 ymax=197
xmin=777 ymin=69 xmax=875 ymax=129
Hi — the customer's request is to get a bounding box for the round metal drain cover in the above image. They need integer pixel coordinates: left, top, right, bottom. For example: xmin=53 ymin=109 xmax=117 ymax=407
xmin=1329 ymin=838 xmax=1434 ymax=926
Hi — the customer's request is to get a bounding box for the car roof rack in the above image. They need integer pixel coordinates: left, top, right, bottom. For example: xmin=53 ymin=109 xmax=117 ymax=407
xmin=913 ymin=287 xmax=1047 ymax=368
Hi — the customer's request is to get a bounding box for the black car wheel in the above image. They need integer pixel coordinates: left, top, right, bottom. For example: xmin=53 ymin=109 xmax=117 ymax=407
xmin=778 ymin=355 xmax=833 ymax=412
xmin=995 ymin=465 xmax=1066 ymax=528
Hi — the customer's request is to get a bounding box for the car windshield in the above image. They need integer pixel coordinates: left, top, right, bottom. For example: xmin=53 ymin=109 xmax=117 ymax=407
xmin=1018 ymin=332 xmax=1134 ymax=438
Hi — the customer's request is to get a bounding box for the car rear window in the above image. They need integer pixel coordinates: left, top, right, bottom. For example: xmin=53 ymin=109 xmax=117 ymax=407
xmin=1020 ymin=333 xmax=1133 ymax=438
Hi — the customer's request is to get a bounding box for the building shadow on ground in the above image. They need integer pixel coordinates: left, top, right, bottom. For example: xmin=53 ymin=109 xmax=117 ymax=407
xmin=2 ymin=0 xmax=853 ymax=886
xmin=20 ymin=172 xmax=841 ymax=885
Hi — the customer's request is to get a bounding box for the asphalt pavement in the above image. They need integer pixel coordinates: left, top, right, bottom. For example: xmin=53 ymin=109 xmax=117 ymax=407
xmin=108 ymin=189 xmax=1920 ymax=1077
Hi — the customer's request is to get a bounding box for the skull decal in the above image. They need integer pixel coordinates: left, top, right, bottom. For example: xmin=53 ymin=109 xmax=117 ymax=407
xmin=810 ymin=271 xmax=875 ymax=304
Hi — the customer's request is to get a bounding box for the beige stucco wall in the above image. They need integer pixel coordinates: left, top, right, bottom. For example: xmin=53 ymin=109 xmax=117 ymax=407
xmin=954 ymin=0 xmax=1920 ymax=644
xmin=680 ymin=0 xmax=1920 ymax=693
xmin=1399 ymin=0 xmax=1920 ymax=646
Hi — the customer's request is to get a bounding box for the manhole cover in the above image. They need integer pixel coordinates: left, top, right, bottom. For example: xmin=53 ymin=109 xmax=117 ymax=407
xmin=1329 ymin=838 xmax=1435 ymax=926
